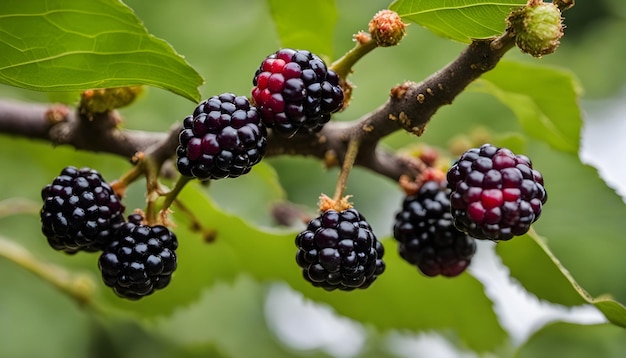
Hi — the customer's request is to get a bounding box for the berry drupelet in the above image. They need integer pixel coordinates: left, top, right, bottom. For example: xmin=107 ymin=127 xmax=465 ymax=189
xmin=295 ymin=208 xmax=385 ymax=291
xmin=447 ymin=144 xmax=548 ymax=241
xmin=176 ymin=93 xmax=267 ymax=180
xmin=393 ymin=180 xmax=476 ymax=277
xmin=40 ymin=166 xmax=124 ymax=254
xmin=98 ymin=214 xmax=178 ymax=300
xmin=252 ymin=48 xmax=344 ymax=135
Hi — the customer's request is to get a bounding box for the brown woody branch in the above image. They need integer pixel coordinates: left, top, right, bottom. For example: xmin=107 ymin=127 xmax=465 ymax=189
xmin=0 ymin=34 xmax=515 ymax=183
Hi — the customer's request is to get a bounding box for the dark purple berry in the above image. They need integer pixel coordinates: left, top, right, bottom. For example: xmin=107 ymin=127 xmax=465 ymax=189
xmin=295 ymin=208 xmax=385 ymax=291
xmin=176 ymin=93 xmax=267 ymax=180
xmin=40 ymin=166 xmax=125 ymax=254
xmin=393 ymin=180 xmax=476 ymax=277
xmin=98 ymin=216 xmax=178 ymax=300
xmin=447 ymin=144 xmax=547 ymax=241
xmin=252 ymin=48 xmax=344 ymax=135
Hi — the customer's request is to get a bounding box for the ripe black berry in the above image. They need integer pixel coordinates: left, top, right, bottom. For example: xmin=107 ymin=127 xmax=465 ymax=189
xmin=98 ymin=214 xmax=178 ymax=300
xmin=447 ymin=143 xmax=548 ymax=241
xmin=40 ymin=166 xmax=124 ymax=254
xmin=295 ymin=208 xmax=385 ymax=291
xmin=393 ymin=180 xmax=476 ymax=277
xmin=176 ymin=93 xmax=267 ymax=180
xmin=252 ymin=48 xmax=344 ymax=135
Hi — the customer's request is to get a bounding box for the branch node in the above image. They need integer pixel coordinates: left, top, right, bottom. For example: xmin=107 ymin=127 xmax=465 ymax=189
xmin=390 ymin=81 xmax=414 ymax=99
xmin=45 ymin=104 xmax=70 ymax=124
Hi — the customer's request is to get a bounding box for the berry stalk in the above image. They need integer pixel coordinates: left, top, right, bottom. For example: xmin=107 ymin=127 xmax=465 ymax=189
xmin=329 ymin=32 xmax=378 ymax=80
xmin=332 ymin=138 xmax=360 ymax=203
xmin=159 ymin=175 xmax=194 ymax=213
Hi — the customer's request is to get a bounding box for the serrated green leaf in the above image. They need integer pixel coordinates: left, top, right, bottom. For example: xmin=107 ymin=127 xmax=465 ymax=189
xmin=498 ymin=230 xmax=626 ymax=328
xmin=266 ymin=0 xmax=337 ymax=58
xmin=389 ymin=0 xmax=525 ymax=43
xmin=496 ymin=233 xmax=587 ymax=307
xmin=472 ymin=61 xmax=582 ymax=153
xmin=517 ymin=322 xmax=626 ymax=358
xmin=0 ymin=0 xmax=203 ymax=102
xmin=496 ymin=143 xmax=626 ymax=327
xmin=518 ymin=144 xmax=626 ymax=306
xmin=102 ymin=181 xmax=507 ymax=352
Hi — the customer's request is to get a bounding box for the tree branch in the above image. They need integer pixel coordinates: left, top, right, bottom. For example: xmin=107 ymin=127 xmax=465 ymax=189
xmin=0 ymin=35 xmax=515 ymax=183
xmin=0 ymin=99 xmax=167 ymax=158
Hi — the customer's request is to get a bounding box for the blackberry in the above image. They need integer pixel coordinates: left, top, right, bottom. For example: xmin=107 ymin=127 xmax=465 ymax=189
xmin=447 ymin=143 xmax=548 ymax=241
xmin=176 ymin=93 xmax=267 ymax=180
xmin=40 ymin=166 xmax=124 ymax=254
xmin=393 ymin=180 xmax=476 ymax=277
xmin=251 ymin=48 xmax=344 ymax=135
xmin=98 ymin=214 xmax=178 ymax=300
xmin=295 ymin=208 xmax=385 ymax=291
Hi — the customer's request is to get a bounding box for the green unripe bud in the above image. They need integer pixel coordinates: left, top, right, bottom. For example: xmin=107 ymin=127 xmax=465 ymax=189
xmin=79 ymin=86 xmax=144 ymax=114
xmin=508 ymin=1 xmax=564 ymax=58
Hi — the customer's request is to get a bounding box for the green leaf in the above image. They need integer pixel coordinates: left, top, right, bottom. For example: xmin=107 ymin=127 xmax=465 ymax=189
xmin=209 ymin=162 xmax=286 ymax=228
xmin=498 ymin=231 xmax=626 ymax=328
xmin=496 ymin=143 xmax=626 ymax=328
xmin=389 ymin=0 xmax=525 ymax=43
xmin=523 ymin=144 xmax=626 ymax=305
xmin=266 ymin=0 xmax=337 ymax=58
xmin=102 ymin=182 xmax=507 ymax=352
xmin=155 ymin=276 xmax=330 ymax=358
xmin=0 ymin=0 xmax=203 ymax=102
xmin=0 ymin=251 xmax=92 ymax=358
xmin=496 ymin=233 xmax=587 ymax=307
xmin=472 ymin=61 xmax=582 ymax=153
xmin=88 ymin=314 xmax=226 ymax=358
xmin=517 ymin=322 xmax=626 ymax=358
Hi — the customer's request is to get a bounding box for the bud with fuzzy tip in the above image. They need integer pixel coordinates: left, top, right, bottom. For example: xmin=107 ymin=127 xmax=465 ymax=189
xmin=79 ymin=86 xmax=144 ymax=114
xmin=507 ymin=0 xmax=564 ymax=58
xmin=368 ymin=10 xmax=406 ymax=47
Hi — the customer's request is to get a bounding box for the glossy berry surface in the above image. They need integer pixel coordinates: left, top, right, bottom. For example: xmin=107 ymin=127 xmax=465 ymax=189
xmin=98 ymin=214 xmax=178 ymax=300
xmin=295 ymin=208 xmax=385 ymax=291
xmin=393 ymin=180 xmax=476 ymax=277
xmin=40 ymin=166 xmax=124 ymax=254
xmin=447 ymin=143 xmax=548 ymax=241
xmin=176 ymin=93 xmax=267 ymax=180
xmin=252 ymin=48 xmax=344 ymax=135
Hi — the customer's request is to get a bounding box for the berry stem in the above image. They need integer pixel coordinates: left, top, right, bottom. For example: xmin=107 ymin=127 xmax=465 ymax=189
xmin=110 ymin=155 xmax=146 ymax=198
xmin=0 ymin=236 xmax=95 ymax=306
xmin=142 ymin=154 xmax=166 ymax=226
xmin=333 ymin=138 xmax=360 ymax=203
xmin=160 ymin=175 xmax=194 ymax=212
xmin=330 ymin=32 xmax=378 ymax=80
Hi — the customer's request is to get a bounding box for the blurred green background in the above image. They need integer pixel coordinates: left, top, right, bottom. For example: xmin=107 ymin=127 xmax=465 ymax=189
xmin=1 ymin=0 xmax=626 ymax=357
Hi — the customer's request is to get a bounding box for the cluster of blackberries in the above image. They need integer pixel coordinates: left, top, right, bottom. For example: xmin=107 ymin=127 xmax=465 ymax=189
xmin=176 ymin=48 xmax=345 ymax=181
xmin=389 ymin=144 xmax=547 ymax=278
xmin=294 ymin=144 xmax=547 ymax=287
xmin=40 ymin=166 xmax=177 ymax=300
xmin=42 ymin=48 xmax=347 ymax=298
xmin=42 ymin=46 xmax=548 ymax=296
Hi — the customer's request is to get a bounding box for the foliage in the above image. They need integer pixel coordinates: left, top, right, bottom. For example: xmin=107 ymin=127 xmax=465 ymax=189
xmin=0 ymin=0 xmax=625 ymax=357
